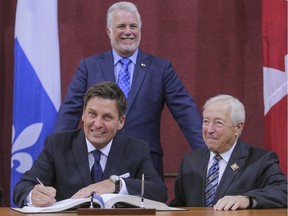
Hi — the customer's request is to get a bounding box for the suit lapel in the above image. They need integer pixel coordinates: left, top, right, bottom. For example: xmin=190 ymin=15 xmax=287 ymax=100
xmin=126 ymin=51 xmax=150 ymax=115
xmin=72 ymin=130 xmax=92 ymax=185
xmin=214 ymin=140 xmax=246 ymax=201
xmin=199 ymin=149 xmax=211 ymax=205
xmin=100 ymin=51 xmax=116 ymax=82
xmin=102 ymin=135 xmax=123 ymax=179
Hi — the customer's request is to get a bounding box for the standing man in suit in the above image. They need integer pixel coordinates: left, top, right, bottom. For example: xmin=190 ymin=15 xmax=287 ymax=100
xmin=53 ymin=1 xmax=205 ymax=177
xmin=170 ymin=95 xmax=287 ymax=210
xmin=13 ymin=81 xmax=167 ymax=208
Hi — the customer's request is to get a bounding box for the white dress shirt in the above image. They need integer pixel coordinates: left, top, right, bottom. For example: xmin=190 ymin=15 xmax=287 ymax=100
xmin=206 ymin=140 xmax=237 ymax=183
xmin=86 ymin=138 xmax=128 ymax=194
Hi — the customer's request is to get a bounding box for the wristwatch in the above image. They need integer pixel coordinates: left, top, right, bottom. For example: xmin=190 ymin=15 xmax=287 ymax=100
xmin=109 ymin=175 xmax=120 ymax=193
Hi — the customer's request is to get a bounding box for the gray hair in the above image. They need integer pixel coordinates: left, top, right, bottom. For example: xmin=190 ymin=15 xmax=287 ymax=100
xmin=203 ymin=94 xmax=245 ymax=125
xmin=107 ymin=1 xmax=142 ymax=29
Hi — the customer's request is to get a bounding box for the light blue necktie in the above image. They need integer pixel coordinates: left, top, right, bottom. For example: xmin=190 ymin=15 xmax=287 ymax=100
xmin=118 ymin=58 xmax=131 ymax=99
xmin=91 ymin=150 xmax=103 ymax=183
xmin=205 ymin=155 xmax=222 ymax=207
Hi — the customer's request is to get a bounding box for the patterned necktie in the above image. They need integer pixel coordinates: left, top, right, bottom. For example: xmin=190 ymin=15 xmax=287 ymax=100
xmin=91 ymin=150 xmax=103 ymax=183
xmin=205 ymin=154 xmax=222 ymax=207
xmin=118 ymin=58 xmax=131 ymax=99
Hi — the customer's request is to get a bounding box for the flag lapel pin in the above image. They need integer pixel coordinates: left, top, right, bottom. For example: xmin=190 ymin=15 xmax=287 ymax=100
xmin=230 ymin=163 xmax=239 ymax=171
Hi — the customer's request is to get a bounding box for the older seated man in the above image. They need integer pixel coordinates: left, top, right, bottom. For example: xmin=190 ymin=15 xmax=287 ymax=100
xmin=170 ymin=94 xmax=287 ymax=210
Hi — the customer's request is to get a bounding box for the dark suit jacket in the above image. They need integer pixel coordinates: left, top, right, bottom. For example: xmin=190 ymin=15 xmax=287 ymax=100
xmin=13 ymin=129 xmax=167 ymax=208
xmin=54 ymin=50 xmax=204 ymax=158
xmin=170 ymin=140 xmax=287 ymax=208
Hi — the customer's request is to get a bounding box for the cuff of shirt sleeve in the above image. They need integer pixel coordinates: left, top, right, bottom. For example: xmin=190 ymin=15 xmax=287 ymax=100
xmin=24 ymin=190 xmax=33 ymax=206
xmin=119 ymin=178 xmax=128 ymax=195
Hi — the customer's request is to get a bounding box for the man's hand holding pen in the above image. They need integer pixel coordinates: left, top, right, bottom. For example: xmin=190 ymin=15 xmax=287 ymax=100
xmin=31 ymin=179 xmax=56 ymax=207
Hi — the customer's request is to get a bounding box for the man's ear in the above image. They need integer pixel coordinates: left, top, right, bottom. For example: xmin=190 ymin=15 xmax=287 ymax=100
xmin=106 ymin=28 xmax=111 ymax=38
xmin=235 ymin=122 xmax=244 ymax=136
xmin=81 ymin=107 xmax=85 ymax=122
xmin=117 ymin=115 xmax=126 ymax=130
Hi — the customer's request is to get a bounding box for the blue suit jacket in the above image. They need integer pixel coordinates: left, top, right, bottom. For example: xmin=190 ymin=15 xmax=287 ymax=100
xmin=54 ymin=50 xmax=205 ymax=156
xmin=13 ymin=129 xmax=167 ymax=208
xmin=171 ymin=140 xmax=287 ymax=208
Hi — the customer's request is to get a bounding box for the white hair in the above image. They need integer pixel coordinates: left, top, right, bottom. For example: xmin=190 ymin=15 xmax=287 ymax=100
xmin=107 ymin=1 xmax=142 ymax=29
xmin=203 ymin=94 xmax=245 ymax=125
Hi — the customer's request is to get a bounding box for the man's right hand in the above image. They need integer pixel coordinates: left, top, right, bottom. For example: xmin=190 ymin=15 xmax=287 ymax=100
xmin=31 ymin=184 xmax=57 ymax=207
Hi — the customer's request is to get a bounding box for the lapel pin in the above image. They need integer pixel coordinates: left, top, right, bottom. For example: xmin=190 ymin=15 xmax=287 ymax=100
xmin=141 ymin=63 xmax=146 ymax=67
xmin=230 ymin=163 xmax=239 ymax=171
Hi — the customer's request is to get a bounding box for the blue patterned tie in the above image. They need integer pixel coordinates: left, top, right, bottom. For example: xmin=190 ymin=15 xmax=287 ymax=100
xmin=205 ymin=155 xmax=222 ymax=207
xmin=91 ymin=150 xmax=103 ymax=183
xmin=118 ymin=58 xmax=131 ymax=99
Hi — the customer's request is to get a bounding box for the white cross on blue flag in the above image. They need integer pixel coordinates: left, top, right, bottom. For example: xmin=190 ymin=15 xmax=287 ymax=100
xmin=11 ymin=0 xmax=61 ymax=207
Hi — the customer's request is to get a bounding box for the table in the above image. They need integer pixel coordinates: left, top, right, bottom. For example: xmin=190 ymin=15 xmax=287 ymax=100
xmin=1 ymin=207 xmax=287 ymax=216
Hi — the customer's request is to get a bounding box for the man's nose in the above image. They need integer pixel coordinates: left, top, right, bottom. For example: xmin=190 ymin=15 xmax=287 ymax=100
xmin=206 ymin=122 xmax=216 ymax=133
xmin=123 ymin=26 xmax=132 ymax=34
xmin=93 ymin=118 xmax=104 ymax=127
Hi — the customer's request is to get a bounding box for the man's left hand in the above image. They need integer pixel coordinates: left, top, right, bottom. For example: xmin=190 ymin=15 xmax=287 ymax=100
xmin=71 ymin=179 xmax=115 ymax=199
xmin=213 ymin=195 xmax=250 ymax=210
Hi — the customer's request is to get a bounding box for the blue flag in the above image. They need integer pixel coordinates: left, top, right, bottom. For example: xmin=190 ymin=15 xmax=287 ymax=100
xmin=11 ymin=0 xmax=61 ymax=206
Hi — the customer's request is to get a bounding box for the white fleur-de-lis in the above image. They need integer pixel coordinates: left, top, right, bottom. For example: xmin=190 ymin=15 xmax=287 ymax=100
xmin=11 ymin=123 xmax=43 ymax=173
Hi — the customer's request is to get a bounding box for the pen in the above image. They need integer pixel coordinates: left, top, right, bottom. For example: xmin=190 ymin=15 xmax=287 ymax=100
xmin=36 ymin=177 xmax=46 ymax=188
xmin=36 ymin=177 xmax=57 ymax=203
xmin=141 ymin=173 xmax=144 ymax=208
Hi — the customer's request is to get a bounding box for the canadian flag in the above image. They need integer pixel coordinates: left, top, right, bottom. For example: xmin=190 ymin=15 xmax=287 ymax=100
xmin=262 ymin=0 xmax=287 ymax=175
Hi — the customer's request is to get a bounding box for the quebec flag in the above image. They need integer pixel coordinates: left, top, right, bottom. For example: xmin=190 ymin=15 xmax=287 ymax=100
xmin=11 ymin=0 xmax=61 ymax=206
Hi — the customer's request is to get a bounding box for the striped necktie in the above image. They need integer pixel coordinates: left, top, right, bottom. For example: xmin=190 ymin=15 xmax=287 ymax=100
xmin=205 ymin=154 xmax=222 ymax=207
xmin=91 ymin=150 xmax=103 ymax=183
xmin=118 ymin=58 xmax=131 ymax=99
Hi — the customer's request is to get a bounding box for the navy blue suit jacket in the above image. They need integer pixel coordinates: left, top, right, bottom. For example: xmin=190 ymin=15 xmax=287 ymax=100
xmin=171 ymin=140 xmax=287 ymax=208
xmin=54 ymin=50 xmax=204 ymax=158
xmin=13 ymin=130 xmax=167 ymax=208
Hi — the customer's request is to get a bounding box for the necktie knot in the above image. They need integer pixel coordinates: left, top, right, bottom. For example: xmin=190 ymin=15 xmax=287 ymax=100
xmin=120 ymin=58 xmax=131 ymax=66
xmin=92 ymin=149 xmax=102 ymax=163
xmin=214 ymin=155 xmax=222 ymax=162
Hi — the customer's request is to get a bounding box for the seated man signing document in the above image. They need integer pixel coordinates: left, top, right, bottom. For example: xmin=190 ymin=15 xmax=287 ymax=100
xmin=13 ymin=81 xmax=167 ymax=207
xmin=170 ymin=94 xmax=287 ymax=210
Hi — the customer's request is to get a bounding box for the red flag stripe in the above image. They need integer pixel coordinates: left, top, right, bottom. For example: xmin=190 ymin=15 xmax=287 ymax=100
xmin=262 ymin=0 xmax=287 ymax=175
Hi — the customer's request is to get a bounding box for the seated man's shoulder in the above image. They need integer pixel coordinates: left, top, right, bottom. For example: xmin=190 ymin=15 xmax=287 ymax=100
xmin=242 ymin=141 xmax=279 ymax=163
xmin=47 ymin=129 xmax=83 ymax=144
xmin=182 ymin=147 xmax=207 ymax=161
xmin=117 ymin=135 xmax=147 ymax=147
xmin=244 ymin=142 xmax=275 ymax=155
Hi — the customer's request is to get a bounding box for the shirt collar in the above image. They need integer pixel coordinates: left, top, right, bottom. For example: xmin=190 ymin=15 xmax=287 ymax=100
xmin=112 ymin=49 xmax=138 ymax=66
xmin=209 ymin=139 xmax=238 ymax=163
xmin=86 ymin=138 xmax=112 ymax=157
